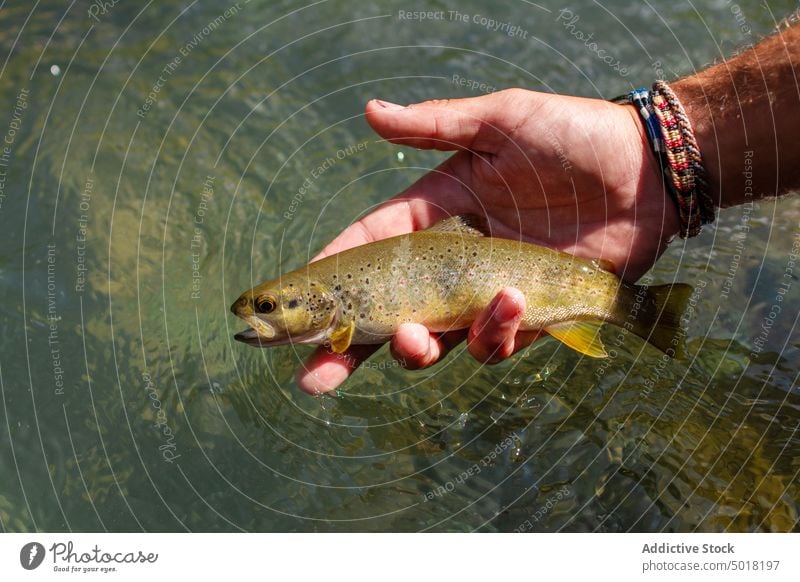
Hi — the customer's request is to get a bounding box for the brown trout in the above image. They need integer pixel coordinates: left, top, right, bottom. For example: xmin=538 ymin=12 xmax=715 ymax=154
xmin=231 ymin=215 xmax=691 ymax=358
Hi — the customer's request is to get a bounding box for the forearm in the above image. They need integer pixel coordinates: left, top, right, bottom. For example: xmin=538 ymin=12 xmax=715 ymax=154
xmin=672 ymin=18 xmax=800 ymax=207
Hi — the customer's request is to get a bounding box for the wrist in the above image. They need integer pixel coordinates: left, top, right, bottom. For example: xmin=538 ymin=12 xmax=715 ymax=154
xmin=621 ymin=102 xmax=681 ymax=243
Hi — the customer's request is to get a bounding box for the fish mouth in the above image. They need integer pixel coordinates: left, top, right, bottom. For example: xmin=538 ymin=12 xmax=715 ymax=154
xmin=234 ymin=325 xmax=331 ymax=348
xmin=233 ymin=315 xmax=277 ymax=346
xmin=233 ymin=317 xmax=333 ymax=348
xmin=233 ymin=327 xmax=272 ymax=346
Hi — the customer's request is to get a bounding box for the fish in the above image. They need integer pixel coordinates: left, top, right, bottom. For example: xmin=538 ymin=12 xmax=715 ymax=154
xmin=231 ymin=214 xmax=692 ymax=359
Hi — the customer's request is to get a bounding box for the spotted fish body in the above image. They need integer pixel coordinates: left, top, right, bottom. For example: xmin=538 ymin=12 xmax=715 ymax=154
xmin=232 ymin=215 xmax=691 ymax=358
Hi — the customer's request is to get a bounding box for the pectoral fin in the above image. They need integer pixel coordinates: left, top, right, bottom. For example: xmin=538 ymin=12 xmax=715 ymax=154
xmin=545 ymin=321 xmax=608 ymax=358
xmin=328 ymin=320 xmax=355 ymax=353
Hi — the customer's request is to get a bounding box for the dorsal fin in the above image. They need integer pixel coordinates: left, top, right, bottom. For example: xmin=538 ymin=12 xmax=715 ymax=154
xmin=426 ymin=214 xmax=489 ymax=236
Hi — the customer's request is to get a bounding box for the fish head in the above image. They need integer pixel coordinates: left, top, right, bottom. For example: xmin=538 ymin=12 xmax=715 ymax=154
xmin=231 ymin=275 xmax=338 ymax=347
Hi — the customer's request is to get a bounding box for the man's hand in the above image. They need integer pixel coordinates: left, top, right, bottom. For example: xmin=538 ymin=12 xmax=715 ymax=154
xmin=297 ymin=88 xmax=677 ymax=394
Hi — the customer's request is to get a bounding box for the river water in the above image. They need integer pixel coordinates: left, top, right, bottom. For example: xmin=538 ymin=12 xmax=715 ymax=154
xmin=0 ymin=0 xmax=798 ymax=532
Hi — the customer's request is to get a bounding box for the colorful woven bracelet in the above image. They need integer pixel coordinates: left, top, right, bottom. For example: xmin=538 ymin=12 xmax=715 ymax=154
xmin=651 ymin=80 xmax=716 ymax=236
xmin=650 ymin=90 xmax=699 ymax=236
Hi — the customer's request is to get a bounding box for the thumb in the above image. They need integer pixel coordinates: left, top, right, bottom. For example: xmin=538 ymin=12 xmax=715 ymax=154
xmin=365 ymin=89 xmax=529 ymax=152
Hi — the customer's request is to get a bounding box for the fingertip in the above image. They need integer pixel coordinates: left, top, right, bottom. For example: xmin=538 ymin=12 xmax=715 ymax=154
xmin=493 ymin=287 xmax=526 ymax=322
xmin=391 ymin=323 xmax=437 ymax=369
xmin=469 ymin=287 xmax=525 ymax=340
xmin=295 ymin=360 xmax=349 ymax=395
xmin=295 ymin=345 xmax=379 ymax=395
xmin=367 ymin=98 xmax=406 ymax=112
xmin=468 ymin=287 xmax=526 ymax=364
xmin=365 ymin=98 xmax=407 ymax=134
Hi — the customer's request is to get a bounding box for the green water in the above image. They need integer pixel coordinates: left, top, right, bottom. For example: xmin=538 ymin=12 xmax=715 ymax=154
xmin=1 ymin=0 xmax=798 ymax=532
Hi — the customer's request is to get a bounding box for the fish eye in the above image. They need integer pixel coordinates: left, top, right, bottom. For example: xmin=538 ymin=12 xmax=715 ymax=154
xmin=255 ymin=297 xmax=276 ymax=314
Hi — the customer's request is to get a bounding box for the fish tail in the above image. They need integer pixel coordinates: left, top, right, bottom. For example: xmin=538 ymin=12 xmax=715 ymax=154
xmin=620 ymin=283 xmax=693 ymax=358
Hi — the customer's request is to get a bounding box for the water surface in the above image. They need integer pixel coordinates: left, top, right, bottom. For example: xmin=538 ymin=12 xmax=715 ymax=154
xmin=0 ymin=0 xmax=798 ymax=532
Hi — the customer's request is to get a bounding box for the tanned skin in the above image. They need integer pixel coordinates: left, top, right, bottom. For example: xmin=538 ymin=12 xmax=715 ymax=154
xmin=674 ymin=19 xmax=800 ymax=205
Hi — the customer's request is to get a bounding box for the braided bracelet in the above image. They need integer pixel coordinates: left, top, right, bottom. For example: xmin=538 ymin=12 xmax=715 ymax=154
xmin=651 ymin=81 xmax=716 ymax=231
xmin=650 ymin=90 xmax=700 ymax=236
xmin=612 ymin=83 xmax=716 ymax=238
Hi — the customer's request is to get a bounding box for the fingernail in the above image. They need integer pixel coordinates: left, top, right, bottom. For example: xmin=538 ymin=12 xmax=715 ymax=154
xmin=400 ymin=324 xmax=432 ymax=363
xmin=374 ymin=99 xmax=406 ymax=111
xmin=493 ymin=294 xmax=522 ymax=325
